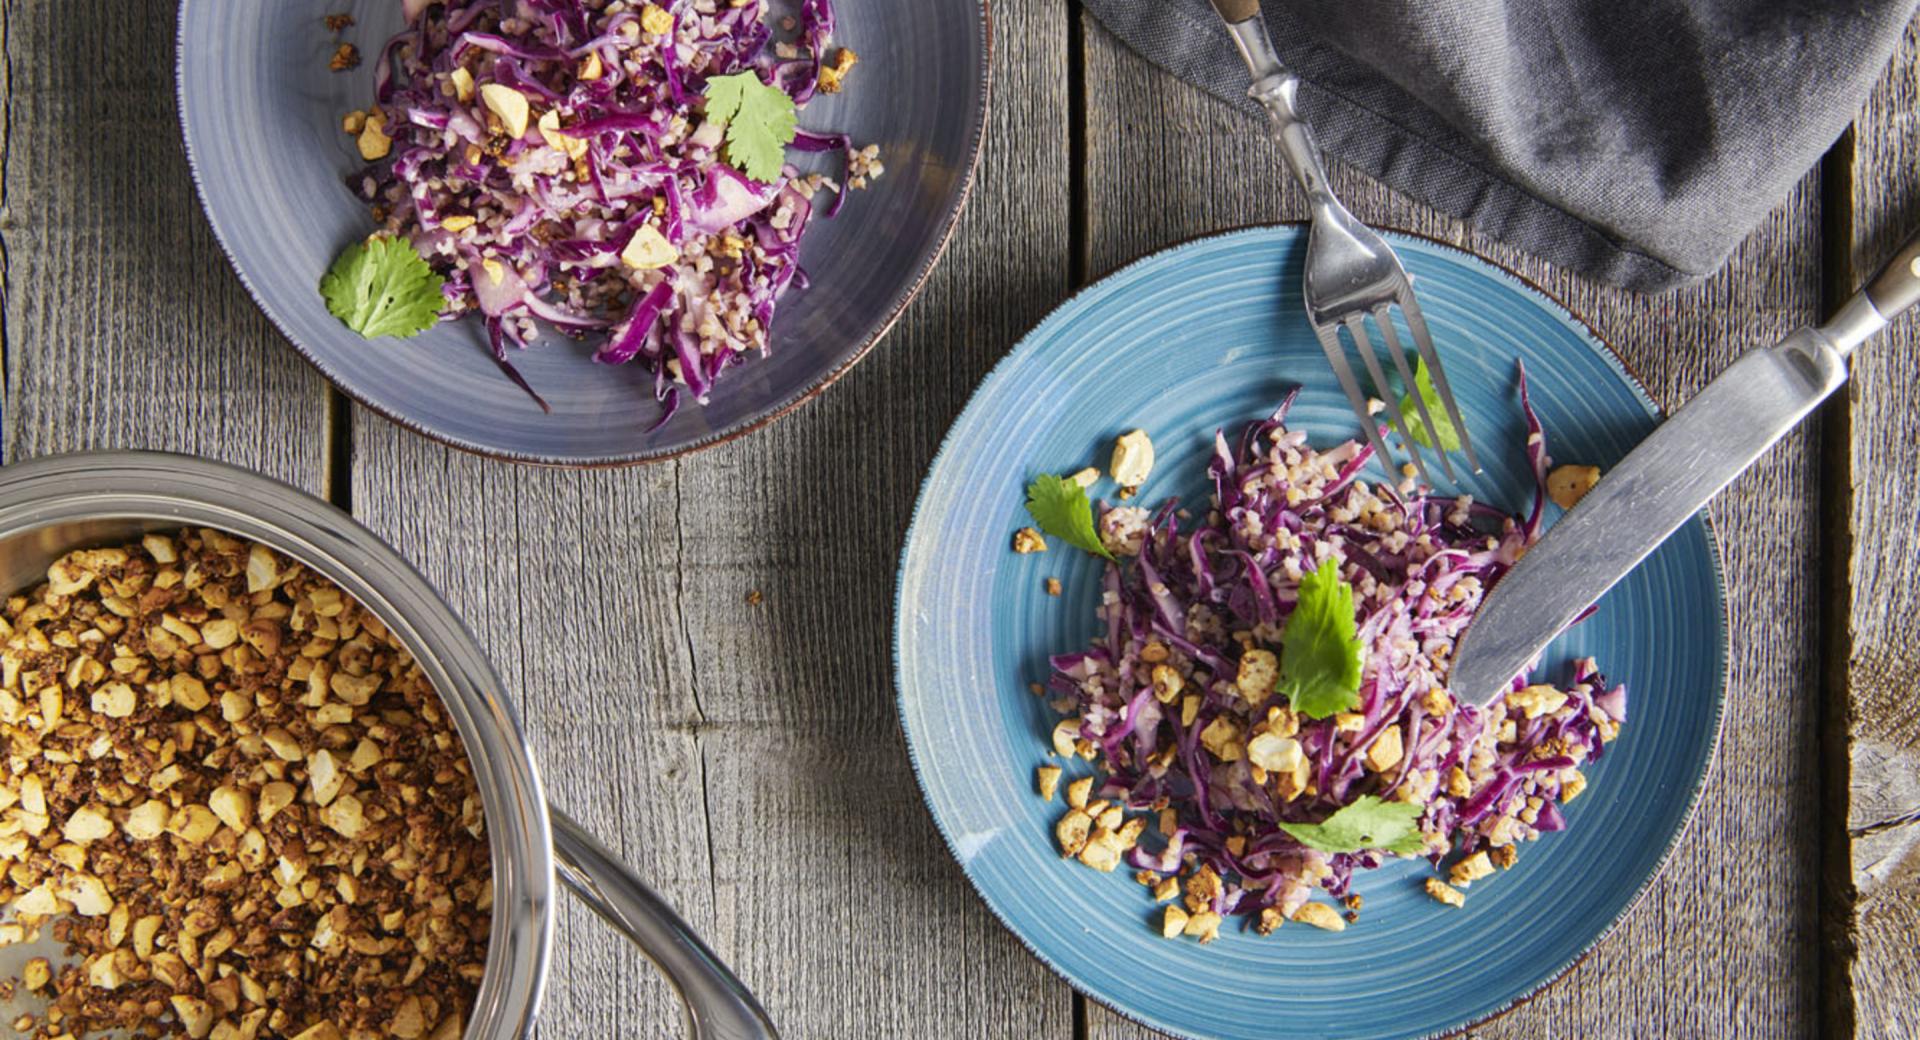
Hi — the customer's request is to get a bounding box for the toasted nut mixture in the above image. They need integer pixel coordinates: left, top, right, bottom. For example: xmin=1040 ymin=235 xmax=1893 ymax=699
xmin=1424 ymin=878 xmax=1467 ymax=908
xmin=0 ymin=531 xmax=490 ymax=1039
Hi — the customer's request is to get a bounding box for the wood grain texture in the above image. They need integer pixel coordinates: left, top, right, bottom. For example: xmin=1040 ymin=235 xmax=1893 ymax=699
xmin=1843 ymin=13 xmax=1920 ymax=1039
xmin=0 ymin=0 xmax=329 ymax=485
xmin=1080 ymin=16 xmax=1823 ymax=1038
xmin=347 ymin=0 xmax=1077 ymax=1036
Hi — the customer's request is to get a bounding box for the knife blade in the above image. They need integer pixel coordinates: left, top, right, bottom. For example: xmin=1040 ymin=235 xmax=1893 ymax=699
xmin=1448 ymin=225 xmax=1920 ymax=706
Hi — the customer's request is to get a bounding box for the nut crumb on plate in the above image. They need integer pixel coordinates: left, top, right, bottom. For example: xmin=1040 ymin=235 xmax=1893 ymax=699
xmin=1012 ymin=528 xmax=1048 ymax=554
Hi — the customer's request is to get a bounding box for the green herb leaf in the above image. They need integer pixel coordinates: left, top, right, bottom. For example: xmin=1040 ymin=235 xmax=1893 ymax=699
xmin=319 ymin=236 xmax=446 ymax=340
xmin=703 ymin=71 xmax=798 ymax=183
xmin=1024 ymin=474 xmax=1115 ymax=561
xmin=1398 ymin=357 xmax=1461 ymax=451
xmin=1277 ymin=558 xmax=1364 ymax=718
xmin=1279 ymin=795 xmax=1427 ymax=855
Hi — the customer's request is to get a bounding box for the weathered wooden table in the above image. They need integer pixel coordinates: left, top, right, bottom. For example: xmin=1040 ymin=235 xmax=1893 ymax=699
xmin=3 ymin=2 xmax=1917 ymax=1036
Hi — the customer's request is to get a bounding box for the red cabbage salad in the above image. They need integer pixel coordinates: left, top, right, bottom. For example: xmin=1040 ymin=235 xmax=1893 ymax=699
xmin=1026 ymin=369 xmax=1626 ymax=940
xmin=326 ymin=0 xmax=877 ymax=417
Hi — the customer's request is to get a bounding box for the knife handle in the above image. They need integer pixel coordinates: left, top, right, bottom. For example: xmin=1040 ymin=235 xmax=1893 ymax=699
xmin=1864 ymin=223 xmax=1920 ymax=322
xmin=1209 ymin=0 xmax=1262 ymax=23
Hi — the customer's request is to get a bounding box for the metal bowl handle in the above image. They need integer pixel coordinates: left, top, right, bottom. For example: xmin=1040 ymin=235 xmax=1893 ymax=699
xmin=550 ymin=808 xmax=780 ymax=1040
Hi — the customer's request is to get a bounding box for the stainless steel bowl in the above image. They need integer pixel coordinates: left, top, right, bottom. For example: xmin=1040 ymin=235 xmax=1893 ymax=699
xmin=0 ymin=452 xmax=775 ymax=1040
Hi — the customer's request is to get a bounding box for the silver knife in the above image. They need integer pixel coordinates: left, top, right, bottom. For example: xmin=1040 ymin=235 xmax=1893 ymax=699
xmin=1449 ymin=225 xmax=1920 ymax=706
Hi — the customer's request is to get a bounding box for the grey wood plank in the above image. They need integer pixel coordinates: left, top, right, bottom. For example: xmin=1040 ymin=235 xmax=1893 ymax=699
xmin=1081 ymin=17 xmax=1822 ymax=1038
xmin=1843 ymin=14 xmax=1920 ymax=1040
xmin=348 ymin=0 xmax=1076 ymax=1035
xmin=0 ymin=0 xmax=330 ymax=485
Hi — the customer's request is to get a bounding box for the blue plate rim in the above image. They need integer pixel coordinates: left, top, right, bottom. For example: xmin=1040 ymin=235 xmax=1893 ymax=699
xmin=174 ymin=0 xmax=995 ymax=469
xmin=892 ymin=223 xmax=1732 ymax=1040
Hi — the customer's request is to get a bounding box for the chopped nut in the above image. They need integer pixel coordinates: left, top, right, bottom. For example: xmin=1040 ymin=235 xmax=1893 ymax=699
xmin=1055 ymin=810 xmax=1092 ymax=857
xmin=1068 ymin=467 xmax=1100 ymax=489
xmin=1198 ymin=716 xmax=1244 ymax=762
xmin=1160 ymin=904 xmax=1190 ymax=938
xmin=1547 ymin=464 xmax=1602 ymax=509
xmin=449 ymin=66 xmax=476 ymax=102
xmin=61 ymin=804 xmax=115 ymax=844
xmin=1065 ymin=777 xmax=1093 ymax=810
xmin=816 ymin=46 xmax=859 ymax=93
xmin=479 ymin=82 xmax=532 ymax=138
xmin=1077 ymin=833 xmax=1122 ymax=872
xmin=1044 ymin=577 xmax=1062 ymax=596
xmin=1110 ymin=429 xmax=1155 ymax=487
xmin=1291 ymin=901 xmax=1347 ymax=932
xmin=1425 ymin=877 xmax=1467 ymax=908
xmin=208 ymin=785 xmax=253 ymax=832
xmin=1050 ymin=717 xmax=1080 ymax=757
xmin=1234 ymin=649 xmax=1278 ymax=701
xmin=1036 ymin=765 xmax=1062 ymax=801
xmin=1365 ymin=724 xmax=1405 ymax=772
xmin=1560 ymin=770 xmax=1588 ymax=802
xmin=90 ymin=681 xmax=136 ymax=718
xmin=621 ymin=223 xmax=677 ymax=270
xmin=1149 ymin=664 xmax=1184 ymax=703
xmin=639 ymin=3 xmax=674 ymax=34
xmin=1490 ymin=845 xmax=1518 ymax=870
xmin=1182 ymin=909 xmax=1223 ymax=943
xmin=1012 ymin=528 xmax=1048 ymax=554
xmin=1507 ymin=684 xmax=1569 ymax=719
xmin=1449 ymin=851 xmax=1495 ymax=886
xmin=357 ymin=110 xmax=392 ymax=161
xmin=328 ymin=42 xmax=359 ymax=72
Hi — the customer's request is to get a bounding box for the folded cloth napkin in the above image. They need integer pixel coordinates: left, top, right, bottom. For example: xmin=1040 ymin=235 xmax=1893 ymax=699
xmin=1085 ymin=0 xmax=1917 ymax=292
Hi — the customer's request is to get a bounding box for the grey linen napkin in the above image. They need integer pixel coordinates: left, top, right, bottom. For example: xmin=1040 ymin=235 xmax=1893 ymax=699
xmin=1085 ymin=0 xmax=1917 ymax=292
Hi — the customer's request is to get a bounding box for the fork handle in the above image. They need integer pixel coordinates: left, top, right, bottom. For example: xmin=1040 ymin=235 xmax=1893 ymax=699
xmin=1217 ymin=11 xmax=1342 ymax=214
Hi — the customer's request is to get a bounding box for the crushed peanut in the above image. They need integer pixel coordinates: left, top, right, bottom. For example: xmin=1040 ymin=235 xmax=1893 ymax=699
xmin=1546 ymin=464 xmax=1602 ymax=509
xmin=0 ymin=531 xmax=490 ymax=1039
xmin=1425 ymin=878 xmax=1467 ymax=908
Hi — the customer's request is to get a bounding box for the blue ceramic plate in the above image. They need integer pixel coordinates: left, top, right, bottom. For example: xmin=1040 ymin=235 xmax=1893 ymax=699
xmin=895 ymin=227 xmax=1728 ymax=1040
xmin=177 ymin=0 xmax=987 ymax=465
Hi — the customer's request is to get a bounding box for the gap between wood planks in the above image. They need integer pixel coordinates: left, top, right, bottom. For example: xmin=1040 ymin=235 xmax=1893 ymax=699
xmin=1817 ymin=125 xmax=1860 ymax=1040
xmin=1066 ymin=2 xmax=1090 ymax=1036
xmin=0 ymin=0 xmax=14 ymax=404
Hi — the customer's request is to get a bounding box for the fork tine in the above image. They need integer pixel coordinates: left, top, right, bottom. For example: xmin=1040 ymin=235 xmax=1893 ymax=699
xmin=1312 ymin=323 xmax=1399 ymax=478
xmin=1345 ymin=316 xmax=1434 ymax=488
xmin=1395 ymin=292 xmax=1484 ymax=473
xmin=1372 ymin=305 xmax=1457 ymax=482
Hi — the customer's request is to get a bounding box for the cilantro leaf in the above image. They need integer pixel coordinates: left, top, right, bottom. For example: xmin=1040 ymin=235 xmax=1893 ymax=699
xmin=1399 ymin=357 xmax=1461 ymax=451
xmin=1024 ymin=474 xmax=1115 ymax=561
xmin=703 ymin=71 xmax=798 ymax=183
xmin=1277 ymin=558 xmax=1364 ymax=718
xmin=1279 ymin=796 xmax=1427 ymax=856
xmin=319 ymin=236 xmax=446 ymax=340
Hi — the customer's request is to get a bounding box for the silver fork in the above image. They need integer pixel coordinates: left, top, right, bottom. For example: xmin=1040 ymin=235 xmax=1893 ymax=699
xmin=1208 ymin=0 xmax=1480 ymax=483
